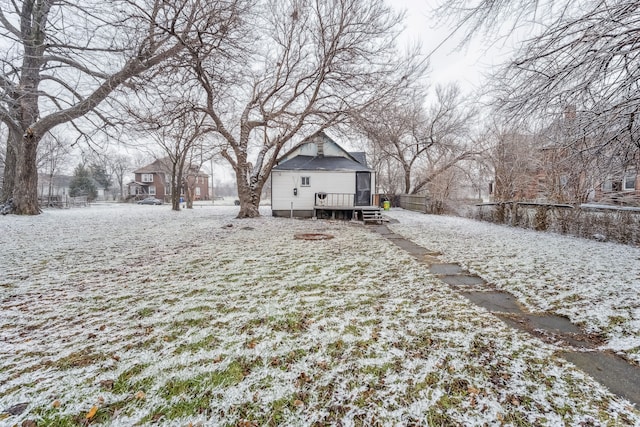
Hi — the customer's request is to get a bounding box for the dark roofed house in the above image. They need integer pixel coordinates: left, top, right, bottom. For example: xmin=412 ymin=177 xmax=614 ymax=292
xmin=270 ymin=132 xmax=381 ymax=221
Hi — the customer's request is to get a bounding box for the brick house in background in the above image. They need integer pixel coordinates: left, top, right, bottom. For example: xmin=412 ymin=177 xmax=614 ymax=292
xmin=128 ymin=158 xmax=209 ymax=202
xmin=491 ymin=113 xmax=639 ymax=206
xmin=491 ymin=137 xmax=639 ymax=205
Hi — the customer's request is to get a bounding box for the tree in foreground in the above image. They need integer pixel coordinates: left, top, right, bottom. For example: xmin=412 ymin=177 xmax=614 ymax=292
xmin=0 ymin=0 xmax=242 ymax=214
xmin=175 ymin=0 xmax=424 ymax=218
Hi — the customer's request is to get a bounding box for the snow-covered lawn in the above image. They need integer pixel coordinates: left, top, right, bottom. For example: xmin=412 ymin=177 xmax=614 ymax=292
xmin=386 ymin=209 xmax=640 ymax=365
xmin=1 ymin=204 xmax=638 ymax=426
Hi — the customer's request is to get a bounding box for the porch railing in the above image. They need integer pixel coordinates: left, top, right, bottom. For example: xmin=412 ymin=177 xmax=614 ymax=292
xmin=315 ymin=192 xmax=355 ymax=207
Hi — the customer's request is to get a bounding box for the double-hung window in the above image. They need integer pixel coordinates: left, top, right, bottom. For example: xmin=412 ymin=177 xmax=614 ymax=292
xmin=623 ymin=173 xmax=636 ymax=191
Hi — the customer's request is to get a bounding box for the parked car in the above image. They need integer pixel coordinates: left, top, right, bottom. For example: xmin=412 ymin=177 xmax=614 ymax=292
xmin=137 ymin=197 xmax=163 ymax=205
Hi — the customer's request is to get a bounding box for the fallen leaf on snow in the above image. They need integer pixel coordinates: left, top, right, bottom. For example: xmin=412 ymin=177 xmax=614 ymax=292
xmin=86 ymin=405 xmax=98 ymax=420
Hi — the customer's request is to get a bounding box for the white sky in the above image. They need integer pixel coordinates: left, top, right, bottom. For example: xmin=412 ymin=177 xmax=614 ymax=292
xmin=392 ymin=0 xmax=517 ymax=91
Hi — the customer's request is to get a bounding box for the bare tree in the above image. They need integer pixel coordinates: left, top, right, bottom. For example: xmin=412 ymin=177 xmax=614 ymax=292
xmin=170 ymin=0 xmax=423 ymax=218
xmin=487 ymin=124 xmax=540 ymax=201
xmin=357 ymin=87 xmax=426 ymax=194
xmin=140 ymin=108 xmax=216 ymax=211
xmin=0 ymin=0 xmax=242 ymax=214
xmin=438 ymin=0 xmax=640 ymax=155
xmin=358 ymin=83 xmax=478 ymax=195
xmin=37 ymin=131 xmax=71 ymax=205
xmin=107 ymin=153 xmax=132 ymax=201
xmin=122 ymin=62 xmax=222 ymax=211
xmin=412 ymin=85 xmax=479 ymax=194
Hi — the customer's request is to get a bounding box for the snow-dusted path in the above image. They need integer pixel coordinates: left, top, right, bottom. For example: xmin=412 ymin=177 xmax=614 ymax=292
xmin=0 ymin=204 xmax=638 ymax=426
xmin=385 ymin=209 xmax=640 ymax=365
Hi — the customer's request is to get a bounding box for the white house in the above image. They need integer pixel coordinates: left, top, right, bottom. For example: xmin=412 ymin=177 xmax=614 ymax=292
xmin=271 ymin=132 xmax=379 ymax=220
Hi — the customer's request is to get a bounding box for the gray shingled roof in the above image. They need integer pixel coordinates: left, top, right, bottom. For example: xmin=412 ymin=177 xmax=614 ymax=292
xmin=349 ymin=152 xmax=368 ymax=167
xmin=273 ymin=155 xmax=372 ymax=172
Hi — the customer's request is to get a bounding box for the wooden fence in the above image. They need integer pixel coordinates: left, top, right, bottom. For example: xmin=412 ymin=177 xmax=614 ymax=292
xmin=40 ymin=195 xmax=89 ymax=209
xmin=399 ymin=194 xmax=427 ymax=212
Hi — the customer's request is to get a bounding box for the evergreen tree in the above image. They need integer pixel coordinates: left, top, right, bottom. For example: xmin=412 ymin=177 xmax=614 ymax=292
xmin=89 ymin=163 xmax=112 ymax=191
xmin=69 ymin=164 xmax=97 ymax=201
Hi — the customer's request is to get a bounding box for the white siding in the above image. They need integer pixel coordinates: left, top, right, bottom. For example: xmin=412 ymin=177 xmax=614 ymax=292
xmin=322 ymin=140 xmax=350 ymax=157
xmin=371 ymin=172 xmax=376 ymax=197
xmin=271 ymin=170 xmax=356 ymax=211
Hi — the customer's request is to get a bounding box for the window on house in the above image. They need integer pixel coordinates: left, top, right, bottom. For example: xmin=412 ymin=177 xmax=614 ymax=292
xmin=195 ymin=187 xmax=201 ymax=196
xmin=149 ymin=185 xmax=156 ymax=195
xmin=623 ymin=173 xmax=636 ymax=191
xmin=142 ymin=173 xmax=153 ymax=183
xmin=301 ymin=176 xmax=310 ymax=187
xmin=602 ymin=178 xmax=622 ymax=192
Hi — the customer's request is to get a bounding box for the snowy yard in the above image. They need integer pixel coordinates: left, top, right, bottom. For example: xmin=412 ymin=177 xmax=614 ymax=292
xmin=1 ymin=204 xmax=639 ymax=426
xmin=386 ymin=209 xmax=640 ymax=365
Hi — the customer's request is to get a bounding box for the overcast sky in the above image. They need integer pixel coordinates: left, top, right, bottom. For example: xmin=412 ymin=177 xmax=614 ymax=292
xmin=393 ymin=0 xmax=517 ymax=91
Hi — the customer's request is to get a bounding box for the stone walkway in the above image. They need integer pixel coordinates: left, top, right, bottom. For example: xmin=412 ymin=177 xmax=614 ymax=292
xmin=372 ymin=223 xmax=640 ymax=407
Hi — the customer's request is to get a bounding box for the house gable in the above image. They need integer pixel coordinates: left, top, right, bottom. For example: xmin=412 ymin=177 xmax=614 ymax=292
xmin=274 ymin=132 xmax=371 ymax=172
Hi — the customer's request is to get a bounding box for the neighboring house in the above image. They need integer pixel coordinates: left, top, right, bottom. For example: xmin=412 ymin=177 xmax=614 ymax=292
xmin=271 ymin=132 xmax=379 ymax=220
xmin=491 ymin=126 xmax=639 ymax=206
xmin=128 ymin=158 xmax=209 ymax=202
xmin=38 ymin=174 xmax=105 ymax=204
xmin=38 ymin=174 xmax=72 ymax=203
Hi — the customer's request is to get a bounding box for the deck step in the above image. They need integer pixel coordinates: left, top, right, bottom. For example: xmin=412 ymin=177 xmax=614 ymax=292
xmin=362 ymin=208 xmax=383 ymax=223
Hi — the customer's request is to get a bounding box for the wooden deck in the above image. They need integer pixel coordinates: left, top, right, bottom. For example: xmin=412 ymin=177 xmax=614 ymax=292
xmin=313 ymin=205 xmax=383 ymax=223
xmin=313 ymin=192 xmax=383 ymax=222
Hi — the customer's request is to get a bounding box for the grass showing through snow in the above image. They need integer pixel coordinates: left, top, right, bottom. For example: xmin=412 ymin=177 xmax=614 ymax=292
xmin=0 ymin=204 xmax=638 ymax=426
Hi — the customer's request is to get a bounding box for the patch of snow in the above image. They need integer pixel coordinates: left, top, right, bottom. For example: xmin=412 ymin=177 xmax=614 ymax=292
xmin=0 ymin=204 xmax=638 ymax=425
xmin=386 ymin=208 xmax=640 ymax=363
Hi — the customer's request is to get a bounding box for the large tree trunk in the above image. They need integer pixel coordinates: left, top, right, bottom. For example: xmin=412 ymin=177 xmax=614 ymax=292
xmin=237 ymin=190 xmax=261 ymax=218
xmin=1 ymin=130 xmax=18 ymax=203
xmin=186 ymin=185 xmax=194 ymax=209
xmin=403 ymin=165 xmax=412 ymax=194
xmin=236 ymin=166 xmax=263 ymax=218
xmin=12 ymin=133 xmax=41 ymax=215
xmin=171 ymin=163 xmax=184 ymax=211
